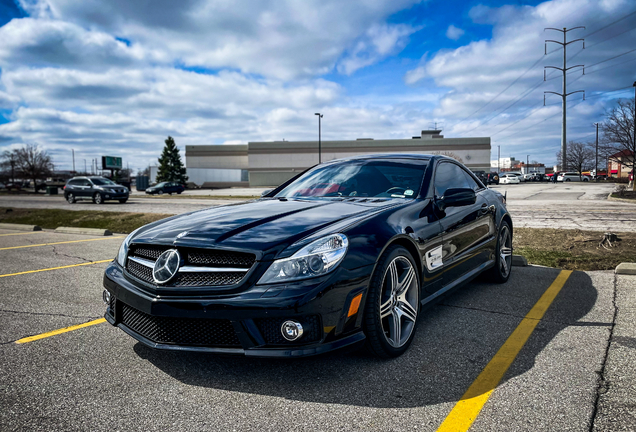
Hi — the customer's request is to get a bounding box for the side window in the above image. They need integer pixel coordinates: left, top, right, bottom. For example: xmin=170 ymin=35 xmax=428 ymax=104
xmin=81 ymin=179 xmax=92 ymax=187
xmin=434 ymin=163 xmax=471 ymax=196
xmin=463 ymin=170 xmax=482 ymax=191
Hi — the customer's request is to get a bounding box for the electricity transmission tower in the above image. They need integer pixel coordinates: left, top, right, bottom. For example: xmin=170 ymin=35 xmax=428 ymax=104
xmin=544 ymin=27 xmax=586 ymax=171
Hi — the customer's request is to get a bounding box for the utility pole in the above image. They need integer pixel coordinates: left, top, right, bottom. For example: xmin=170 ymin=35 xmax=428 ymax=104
xmin=594 ymin=122 xmax=599 ymax=181
xmin=527 ymin=154 xmax=530 ymax=173
xmin=314 ymin=113 xmax=323 ymax=164
xmin=544 ymin=27 xmax=586 ymax=171
xmin=84 ymin=159 xmax=87 ymax=174
xmin=497 ymin=145 xmax=500 ymax=172
xmin=72 ymin=149 xmax=75 ymax=173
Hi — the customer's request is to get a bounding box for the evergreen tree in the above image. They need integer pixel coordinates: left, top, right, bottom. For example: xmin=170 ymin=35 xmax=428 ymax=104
xmin=156 ymin=136 xmax=188 ymax=184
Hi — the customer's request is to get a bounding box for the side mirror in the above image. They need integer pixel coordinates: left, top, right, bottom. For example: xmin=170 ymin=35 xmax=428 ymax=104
xmin=261 ymin=189 xmax=273 ymax=197
xmin=438 ymin=188 xmax=476 ymax=210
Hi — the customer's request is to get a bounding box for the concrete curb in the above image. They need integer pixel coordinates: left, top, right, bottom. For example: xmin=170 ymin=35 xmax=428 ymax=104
xmin=54 ymin=227 xmax=112 ymax=236
xmin=0 ymin=223 xmax=42 ymax=231
xmin=615 ymin=263 xmax=636 ymax=275
xmin=512 ymin=255 xmax=528 ymax=267
xmin=607 ymin=192 xmax=636 ymax=204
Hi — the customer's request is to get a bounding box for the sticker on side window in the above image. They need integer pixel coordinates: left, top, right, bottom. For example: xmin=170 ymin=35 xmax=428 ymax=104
xmin=405 ymin=189 xmax=414 ymax=196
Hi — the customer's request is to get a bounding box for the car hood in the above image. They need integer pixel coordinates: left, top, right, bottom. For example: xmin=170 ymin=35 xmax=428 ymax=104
xmin=132 ymin=197 xmax=404 ymax=257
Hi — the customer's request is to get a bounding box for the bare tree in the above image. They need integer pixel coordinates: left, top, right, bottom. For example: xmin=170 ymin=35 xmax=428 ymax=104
xmin=556 ymin=141 xmax=595 ymax=180
xmin=600 ymin=99 xmax=635 ymax=190
xmin=0 ymin=150 xmax=19 ymax=183
xmin=13 ymin=144 xmax=54 ymax=192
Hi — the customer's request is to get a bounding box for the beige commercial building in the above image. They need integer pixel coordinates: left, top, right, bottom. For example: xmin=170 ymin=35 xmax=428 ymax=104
xmin=185 ymin=130 xmax=491 ymax=188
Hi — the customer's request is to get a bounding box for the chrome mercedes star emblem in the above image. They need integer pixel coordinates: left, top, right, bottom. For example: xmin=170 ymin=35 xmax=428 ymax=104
xmin=152 ymin=249 xmax=181 ymax=284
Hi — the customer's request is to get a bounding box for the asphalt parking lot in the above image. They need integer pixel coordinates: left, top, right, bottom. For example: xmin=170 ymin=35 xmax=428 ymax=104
xmin=1 ymin=228 xmax=635 ymax=431
xmin=1 ymin=182 xmax=635 ymax=232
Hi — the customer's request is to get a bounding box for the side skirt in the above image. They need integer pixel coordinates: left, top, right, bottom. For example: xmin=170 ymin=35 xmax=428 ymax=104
xmin=420 ymin=259 xmax=495 ymax=307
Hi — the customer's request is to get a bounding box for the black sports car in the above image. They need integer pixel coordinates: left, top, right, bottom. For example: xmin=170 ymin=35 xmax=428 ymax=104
xmin=103 ymin=154 xmax=513 ymax=358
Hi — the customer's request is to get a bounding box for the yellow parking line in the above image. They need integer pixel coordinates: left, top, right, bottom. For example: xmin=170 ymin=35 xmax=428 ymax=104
xmin=436 ymin=270 xmax=573 ymax=432
xmin=0 ymin=236 xmax=123 ymax=251
xmin=15 ymin=318 xmax=106 ymax=344
xmin=0 ymin=232 xmax=43 ymax=237
xmin=0 ymin=260 xmax=112 ymax=278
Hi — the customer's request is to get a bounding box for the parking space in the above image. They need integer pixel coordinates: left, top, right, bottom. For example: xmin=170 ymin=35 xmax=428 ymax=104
xmin=1 ymin=229 xmax=630 ymax=431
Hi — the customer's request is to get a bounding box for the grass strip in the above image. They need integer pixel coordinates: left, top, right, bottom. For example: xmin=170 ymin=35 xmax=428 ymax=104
xmin=514 ymin=228 xmax=636 ymax=271
xmin=0 ymin=208 xmax=170 ymax=234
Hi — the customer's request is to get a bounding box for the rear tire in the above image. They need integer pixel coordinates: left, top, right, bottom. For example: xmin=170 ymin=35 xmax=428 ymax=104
xmin=66 ymin=193 xmax=75 ymax=204
xmin=483 ymin=221 xmax=512 ymax=284
xmin=363 ymin=245 xmax=420 ymax=358
xmin=119 ymin=199 xmax=127 ymax=204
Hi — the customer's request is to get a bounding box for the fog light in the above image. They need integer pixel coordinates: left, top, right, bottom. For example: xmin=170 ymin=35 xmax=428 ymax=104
xmin=102 ymin=290 xmax=111 ymax=305
xmin=281 ymin=320 xmax=303 ymax=341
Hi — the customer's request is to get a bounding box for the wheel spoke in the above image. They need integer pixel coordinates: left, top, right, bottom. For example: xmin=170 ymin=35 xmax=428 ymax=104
xmin=380 ymin=298 xmax=392 ymax=318
xmin=397 ymin=299 xmax=417 ymax=323
xmin=500 ymin=247 xmax=512 ymax=258
xmin=397 ymin=266 xmax=415 ymax=296
xmin=388 ymin=309 xmax=401 ymax=346
xmin=501 ymin=255 xmax=509 ymax=275
xmin=388 ymin=261 xmax=398 ymax=295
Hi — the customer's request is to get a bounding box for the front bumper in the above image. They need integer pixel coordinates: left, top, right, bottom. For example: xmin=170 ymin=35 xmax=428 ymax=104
xmin=103 ymin=261 xmax=372 ymax=357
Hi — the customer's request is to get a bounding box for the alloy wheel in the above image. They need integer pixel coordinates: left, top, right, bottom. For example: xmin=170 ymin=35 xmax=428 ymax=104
xmin=94 ymin=193 xmax=102 ymax=204
xmin=67 ymin=193 xmax=74 ymax=204
xmin=499 ymin=225 xmax=513 ymax=278
xmin=380 ymin=256 xmax=419 ymax=348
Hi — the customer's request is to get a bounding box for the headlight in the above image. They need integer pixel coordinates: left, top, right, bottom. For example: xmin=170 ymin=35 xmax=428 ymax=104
xmin=116 ymin=228 xmax=140 ymax=267
xmin=258 ymin=234 xmax=348 ymax=284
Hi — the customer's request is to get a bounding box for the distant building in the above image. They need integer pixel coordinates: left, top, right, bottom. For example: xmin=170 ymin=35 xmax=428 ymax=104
xmin=490 ymin=157 xmax=517 ymax=170
xmin=186 ymin=130 xmax=491 ymax=187
xmin=608 ymin=150 xmax=634 ymax=178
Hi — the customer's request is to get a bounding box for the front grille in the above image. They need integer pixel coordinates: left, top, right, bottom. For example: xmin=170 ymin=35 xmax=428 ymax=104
xmin=120 ymin=303 xmax=241 ymax=347
xmin=127 ymin=258 xmax=154 ymax=284
xmin=125 ymin=245 xmax=256 ymax=288
xmin=187 ymin=250 xmax=255 ymax=268
xmin=133 ymin=245 xmax=168 ymax=260
xmin=172 ymin=272 xmax=246 ymax=287
xmin=255 ymin=315 xmax=322 ymax=345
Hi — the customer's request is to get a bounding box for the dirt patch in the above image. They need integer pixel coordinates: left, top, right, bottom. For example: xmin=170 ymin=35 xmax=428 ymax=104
xmin=611 ymin=191 xmax=636 ymax=200
xmin=514 ymin=228 xmax=636 ymax=271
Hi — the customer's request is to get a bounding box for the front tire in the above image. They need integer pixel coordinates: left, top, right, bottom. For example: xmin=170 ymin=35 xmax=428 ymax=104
xmin=363 ymin=245 xmax=419 ymax=358
xmin=483 ymin=221 xmax=512 ymax=283
xmin=93 ymin=193 xmax=104 ymax=204
xmin=119 ymin=199 xmax=128 ymax=204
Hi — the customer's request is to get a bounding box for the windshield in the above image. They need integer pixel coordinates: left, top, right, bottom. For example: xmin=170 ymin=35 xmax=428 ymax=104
xmin=275 ymin=160 xmax=428 ymax=199
xmin=91 ymin=178 xmax=116 ymax=185
xmin=154 ymin=182 xmax=167 ymax=187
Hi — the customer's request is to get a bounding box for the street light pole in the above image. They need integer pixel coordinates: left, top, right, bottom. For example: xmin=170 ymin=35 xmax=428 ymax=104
xmin=315 ymin=113 xmax=323 ymax=164
xmin=527 ymin=154 xmax=530 ymax=173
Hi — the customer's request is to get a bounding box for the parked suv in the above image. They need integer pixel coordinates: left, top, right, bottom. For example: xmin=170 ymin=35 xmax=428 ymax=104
xmin=145 ymin=181 xmax=185 ymax=195
xmin=64 ymin=176 xmax=129 ymax=204
xmin=486 ymin=172 xmax=500 ymax=185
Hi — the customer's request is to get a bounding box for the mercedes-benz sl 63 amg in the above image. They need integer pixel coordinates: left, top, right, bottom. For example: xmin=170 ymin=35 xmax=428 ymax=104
xmin=103 ymin=154 xmax=513 ymax=358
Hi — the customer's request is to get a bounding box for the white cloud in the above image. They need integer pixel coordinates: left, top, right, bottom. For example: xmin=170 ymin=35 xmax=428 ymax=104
xmin=16 ymin=0 xmax=422 ymax=80
xmin=404 ymin=0 xmax=636 ymax=164
xmin=445 ymin=25 xmax=464 ymax=40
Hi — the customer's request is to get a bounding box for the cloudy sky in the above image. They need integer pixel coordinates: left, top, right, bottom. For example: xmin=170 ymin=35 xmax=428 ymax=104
xmin=0 ymin=0 xmax=635 ymax=172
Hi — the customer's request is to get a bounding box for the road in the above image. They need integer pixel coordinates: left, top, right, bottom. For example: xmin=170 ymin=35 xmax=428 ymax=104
xmin=1 ymin=182 xmax=635 ymax=231
xmin=0 ymin=228 xmax=634 ymax=431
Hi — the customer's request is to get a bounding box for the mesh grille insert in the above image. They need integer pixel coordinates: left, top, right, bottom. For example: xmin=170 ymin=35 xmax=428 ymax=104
xmin=120 ymin=303 xmax=241 ymax=347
